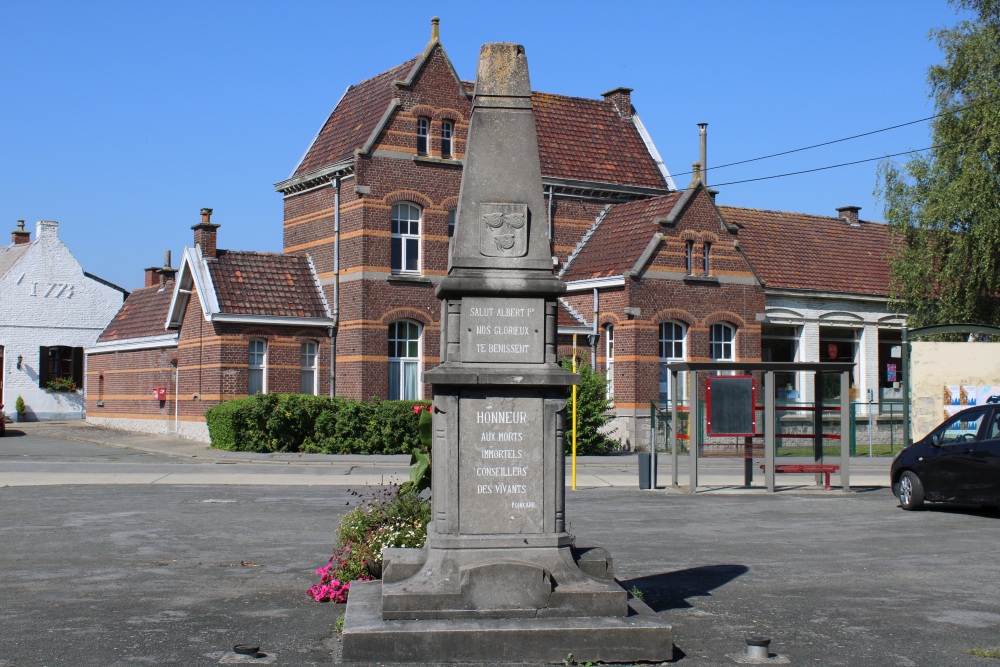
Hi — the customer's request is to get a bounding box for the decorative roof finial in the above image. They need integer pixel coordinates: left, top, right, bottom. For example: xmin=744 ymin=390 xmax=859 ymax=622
xmin=430 ymin=16 xmax=440 ymax=43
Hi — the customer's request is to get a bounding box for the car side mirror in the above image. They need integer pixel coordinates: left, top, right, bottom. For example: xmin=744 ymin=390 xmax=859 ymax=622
xmin=931 ymin=434 xmax=940 ymax=447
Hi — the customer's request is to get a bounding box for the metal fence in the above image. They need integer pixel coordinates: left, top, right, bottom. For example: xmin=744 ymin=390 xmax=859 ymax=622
xmin=650 ymin=400 xmax=905 ymax=459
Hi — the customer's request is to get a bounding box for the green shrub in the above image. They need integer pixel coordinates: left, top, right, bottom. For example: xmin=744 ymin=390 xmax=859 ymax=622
xmin=206 ymin=394 xmax=430 ymax=455
xmin=561 ymin=358 xmax=617 ymax=455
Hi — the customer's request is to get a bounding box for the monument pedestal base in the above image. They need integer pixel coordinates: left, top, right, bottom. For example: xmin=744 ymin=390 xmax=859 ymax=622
xmin=342 ymin=581 xmax=673 ymax=664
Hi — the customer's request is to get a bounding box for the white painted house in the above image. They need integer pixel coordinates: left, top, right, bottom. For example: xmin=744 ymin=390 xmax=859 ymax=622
xmin=0 ymin=220 xmax=127 ymax=420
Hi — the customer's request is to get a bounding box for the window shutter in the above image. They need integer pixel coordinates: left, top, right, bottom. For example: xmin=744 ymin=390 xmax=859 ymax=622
xmin=72 ymin=347 xmax=84 ymax=388
xmin=38 ymin=346 xmax=49 ymax=387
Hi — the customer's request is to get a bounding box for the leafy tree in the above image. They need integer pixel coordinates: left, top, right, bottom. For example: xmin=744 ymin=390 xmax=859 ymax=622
xmin=560 ymin=357 xmax=617 ymax=455
xmin=877 ymin=0 xmax=1000 ymax=327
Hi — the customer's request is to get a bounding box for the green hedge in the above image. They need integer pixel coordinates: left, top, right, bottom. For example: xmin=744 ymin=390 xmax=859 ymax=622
xmin=204 ymin=394 xmax=430 ymax=455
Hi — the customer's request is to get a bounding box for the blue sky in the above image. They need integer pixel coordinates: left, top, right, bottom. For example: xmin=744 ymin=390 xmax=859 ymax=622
xmin=2 ymin=1 xmax=967 ymax=290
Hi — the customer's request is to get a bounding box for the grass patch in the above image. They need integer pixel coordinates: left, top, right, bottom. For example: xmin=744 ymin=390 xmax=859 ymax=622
xmin=968 ymin=648 xmax=1000 ymax=659
xmin=334 ymin=614 xmax=345 ymax=634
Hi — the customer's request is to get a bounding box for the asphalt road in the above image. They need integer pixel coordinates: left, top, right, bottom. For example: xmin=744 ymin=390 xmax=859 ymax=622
xmin=1 ymin=430 xmax=997 ymax=666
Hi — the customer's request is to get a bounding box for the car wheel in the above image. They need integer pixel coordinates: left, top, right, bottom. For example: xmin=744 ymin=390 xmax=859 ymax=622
xmin=898 ymin=471 xmax=925 ymax=511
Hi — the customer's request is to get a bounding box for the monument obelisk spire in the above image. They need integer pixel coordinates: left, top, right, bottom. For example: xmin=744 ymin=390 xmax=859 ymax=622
xmin=343 ymin=42 xmax=672 ymax=664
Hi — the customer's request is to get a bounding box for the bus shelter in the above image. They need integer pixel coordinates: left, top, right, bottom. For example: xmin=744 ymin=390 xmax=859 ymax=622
xmin=664 ymin=361 xmax=855 ymax=492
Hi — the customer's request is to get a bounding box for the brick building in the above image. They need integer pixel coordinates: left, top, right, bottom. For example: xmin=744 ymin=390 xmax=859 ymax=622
xmin=86 ymin=209 xmax=332 ymax=439
xmin=274 ymin=19 xmax=675 ymax=405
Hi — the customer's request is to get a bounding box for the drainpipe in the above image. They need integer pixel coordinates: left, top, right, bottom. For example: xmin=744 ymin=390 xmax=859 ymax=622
xmin=330 ymin=176 xmax=341 ymax=397
xmin=591 ymin=288 xmax=599 ymax=366
xmin=901 ymin=326 xmax=909 ymax=447
xmin=547 ymin=185 xmax=554 ymax=241
xmin=170 ymin=359 xmax=179 ymax=434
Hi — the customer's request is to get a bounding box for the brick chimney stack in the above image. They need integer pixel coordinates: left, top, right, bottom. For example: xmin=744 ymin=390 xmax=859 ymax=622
xmin=144 ymin=250 xmax=177 ymax=287
xmin=192 ymin=207 xmax=220 ymax=258
xmin=836 ymin=206 xmax=861 ymax=227
xmin=11 ymin=220 xmax=30 ymax=245
xmin=601 ymin=87 xmax=633 ymax=119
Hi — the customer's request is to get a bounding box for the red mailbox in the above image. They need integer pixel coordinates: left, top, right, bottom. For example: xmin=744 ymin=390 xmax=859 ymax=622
xmin=153 ymin=386 xmax=167 ymax=401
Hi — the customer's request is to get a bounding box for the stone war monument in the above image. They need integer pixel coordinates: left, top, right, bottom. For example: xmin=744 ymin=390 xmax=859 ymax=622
xmin=342 ymin=42 xmax=672 ymax=664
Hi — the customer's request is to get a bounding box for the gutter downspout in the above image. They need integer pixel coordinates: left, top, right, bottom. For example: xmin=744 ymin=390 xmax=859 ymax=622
xmin=171 ymin=359 xmax=179 ymax=434
xmin=591 ymin=288 xmax=598 ymax=367
xmin=331 ymin=176 xmax=341 ymax=397
xmin=547 ymin=185 xmax=554 ymax=242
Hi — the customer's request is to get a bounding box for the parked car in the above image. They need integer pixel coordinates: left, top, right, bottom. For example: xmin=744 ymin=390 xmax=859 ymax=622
xmin=0 ymin=403 xmax=5 ymax=436
xmin=891 ymin=405 xmax=1000 ymax=510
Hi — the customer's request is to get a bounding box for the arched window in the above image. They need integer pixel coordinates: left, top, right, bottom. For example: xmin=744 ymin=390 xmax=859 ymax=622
xmin=605 ymin=325 xmax=615 ymax=401
xmin=710 ymin=322 xmax=735 ymax=361
xmin=416 ymin=117 xmax=429 ymax=155
xmin=248 ymin=339 xmax=267 ymax=395
xmin=441 ymin=119 xmax=454 ymax=158
xmin=391 ymin=203 xmax=421 ymax=274
xmin=388 ymin=320 xmax=421 ymax=400
xmin=659 ymin=321 xmax=687 ymax=407
xmin=300 ymin=341 xmax=318 ymax=395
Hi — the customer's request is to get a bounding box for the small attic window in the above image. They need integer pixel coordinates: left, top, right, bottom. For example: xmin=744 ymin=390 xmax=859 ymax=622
xmin=441 ymin=119 xmax=453 ymax=158
xmin=417 ymin=117 xmax=429 ymax=155
xmin=685 ymin=241 xmax=694 ymax=274
xmin=703 ymin=242 xmax=711 ymax=275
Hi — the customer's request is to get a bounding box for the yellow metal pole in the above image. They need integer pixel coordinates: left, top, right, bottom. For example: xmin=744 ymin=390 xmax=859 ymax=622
xmin=572 ymin=334 xmax=578 ymax=490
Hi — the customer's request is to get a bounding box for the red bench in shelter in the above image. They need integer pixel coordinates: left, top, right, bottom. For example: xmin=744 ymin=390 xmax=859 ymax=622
xmin=759 ymin=463 xmax=840 ymax=490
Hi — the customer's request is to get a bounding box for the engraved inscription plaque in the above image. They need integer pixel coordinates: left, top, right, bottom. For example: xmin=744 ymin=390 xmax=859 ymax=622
xmin=459 ymin=392 xmax=544 ymax=534
xmin=480 ymin=203 xmax=528 ymax=257
xmin=461 ymin=297 xmax=544 ymax=363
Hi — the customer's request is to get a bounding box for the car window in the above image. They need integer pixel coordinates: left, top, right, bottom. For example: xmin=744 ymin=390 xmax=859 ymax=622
xmin=939 ymin=410 xmax=986 ymax=445
xmin=988 ymin=411 xmax=1000 ymax=440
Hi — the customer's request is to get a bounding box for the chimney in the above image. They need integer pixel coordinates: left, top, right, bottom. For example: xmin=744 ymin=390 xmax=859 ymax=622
xmin=160 ymin=249 xmax=177 ymax=284
xmin=690 ymin=161 xmax=701 ymax=188
xmin=145 ymin=250 xmax=177 ymax=288
xmin=11 ymin=220 xmax=30 ymax=245
xmin=836 ymin=206 xmax=861 ymax=227
xmin=430 ymin=16 xmax=440 ymax=43
xmin=698 ymin=123 xmax=708 ymax=185
xmin=191 ymin=207 xmax=220 ymax=258
xmin=601 ymin=87 xmax=633 ymax=119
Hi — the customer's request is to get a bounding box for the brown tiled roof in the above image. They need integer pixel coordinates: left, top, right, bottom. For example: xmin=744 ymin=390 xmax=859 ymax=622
xmin=532 ymin=92 xmax=667 ymax=189
xmin=209 ymin=251 xmax=328 ymax=318
xmin=97 ymin=285 xmax=173 ymax=342
xmin=562 ymin=194 xmax=682 ymax=281
xmin=294 ymin=51 xmax=669 ymax=190
xmin=294 ymin=57 xmax=419 ymax=176
xmin=722 ymin=207 xmax=897 ymax=296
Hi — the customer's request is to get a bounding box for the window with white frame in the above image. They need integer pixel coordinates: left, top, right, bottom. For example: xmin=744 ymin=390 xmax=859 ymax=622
xmin=416 ymin=117 xmax=429 ymax=155
xmin=709 ymin=323 xmax=735 ymax=361
xmin=441 ymin=119 xmax=453 ymax=158
xmin=388 ymin=320 xmax=421 ymax=400
xmin=391 ymin=202 xmax=421 ymax=274
xmin=300 ymin=340 xmax=318 ymax=395
xmin=659 ymin=321 xmax=687 ymax=407
xmin=605 ymin=325 xmax=615 ymax=401
xmin=685 ymin=241 xmax=694 ymax=274
xmin=248 ymin=339 xmax=267 ymax=395
xmin=761 ymin=325 xmax=800 ymax=399
xmin=703 ymin=243 xmax=711 ymax=275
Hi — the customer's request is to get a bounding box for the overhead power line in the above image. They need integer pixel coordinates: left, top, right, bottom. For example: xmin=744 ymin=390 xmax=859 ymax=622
xmin=670 ymin=97 xmax=999 ymax=180
xmin=703 ymin=142 xmax=960 ymax=188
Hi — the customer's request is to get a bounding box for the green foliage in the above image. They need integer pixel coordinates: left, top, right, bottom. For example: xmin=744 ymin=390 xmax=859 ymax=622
xmin=628 ymin=585 xmax=646 ymax=602
xmin=45 ymin=377 xmax=77 ymax=392
xmin=14 ymin=396 xmax=25 ymax=415
xmin=877 ymin=1 xmax=1000 ymax=328
xmin=560 ymin=357 xmax=617 ymax=455
xmin=334 ymin=614 xmax=345 ymax=634
xmin=401 ymin=406 xmax=433 ymax=495
xmin=205 ymin=394 xmax=431 ymax=455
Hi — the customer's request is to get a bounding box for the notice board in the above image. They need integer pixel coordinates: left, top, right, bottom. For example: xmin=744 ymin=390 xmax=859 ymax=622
xmin=706 ymin=375 xmax=756 ymax=436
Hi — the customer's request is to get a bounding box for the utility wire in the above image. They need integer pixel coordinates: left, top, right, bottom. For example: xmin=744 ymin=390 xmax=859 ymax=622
xmin=670 ymin=97 xmax=998 ymax=179
xmin=702 ymin=142 xmax=960 ymax=188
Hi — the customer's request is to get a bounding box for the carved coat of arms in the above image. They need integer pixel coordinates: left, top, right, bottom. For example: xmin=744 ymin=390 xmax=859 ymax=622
xmin=480 ymin=203 xmax=528 ymax=257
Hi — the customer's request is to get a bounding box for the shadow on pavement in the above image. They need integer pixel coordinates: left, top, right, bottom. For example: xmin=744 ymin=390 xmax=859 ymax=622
xmin=620 ymin=563 xmax=749 ymax=612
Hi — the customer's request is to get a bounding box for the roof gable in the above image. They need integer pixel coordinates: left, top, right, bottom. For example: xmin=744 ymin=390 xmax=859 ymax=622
xmin=166 ymin=246 xmax=332 ymax=327
xmin=723 ymin=206 xmax=897 ymax=296
xmin=0 ymin=243 xmax=29 ymax=280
